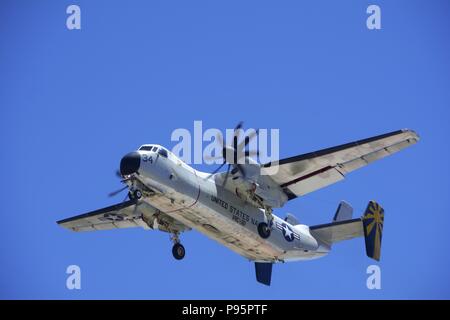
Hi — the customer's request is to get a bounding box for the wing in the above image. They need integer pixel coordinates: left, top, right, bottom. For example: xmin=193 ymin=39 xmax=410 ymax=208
xmin=261 ymin=129 xmax=419 ymax=200
xmin=57 ymin=199 xmax=151 ymax=232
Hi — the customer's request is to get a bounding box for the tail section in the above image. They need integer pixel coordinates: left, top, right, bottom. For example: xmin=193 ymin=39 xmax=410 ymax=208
xmin=362 ymin=201 xmax=384 ymax=261
xmin=253 ymin=201 xmax=384 ymax=286
xmin=310 ymin=200 xmax=385 ymax=261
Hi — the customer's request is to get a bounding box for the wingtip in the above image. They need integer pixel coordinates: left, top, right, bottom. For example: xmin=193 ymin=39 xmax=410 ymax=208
xmin=401 ymin=128 xmax=420 ymax=141
xmin=56 ymin=220 xmax=68 ymax=228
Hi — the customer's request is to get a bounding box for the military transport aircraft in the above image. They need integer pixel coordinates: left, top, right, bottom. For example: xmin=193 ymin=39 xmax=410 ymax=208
xmin=58 ymin=124 xmax=419 ymax=286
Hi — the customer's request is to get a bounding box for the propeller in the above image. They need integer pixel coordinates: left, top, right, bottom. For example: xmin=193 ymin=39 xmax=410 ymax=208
xmin=108 ymin=185 xmax=128 ymax=197
xmin=109 ymin=168 xmax=141 ymax=217
xmin=110 ymin=165 xmax=141 ymax=218
xmin=108 ymin=169 xmax=130 ymax=198
xmin=205 ymin=122 xmax=259 ymax=186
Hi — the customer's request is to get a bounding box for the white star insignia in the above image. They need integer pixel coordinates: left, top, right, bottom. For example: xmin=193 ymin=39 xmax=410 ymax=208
xmin=283 ymin=225 xmax=293 ymax=238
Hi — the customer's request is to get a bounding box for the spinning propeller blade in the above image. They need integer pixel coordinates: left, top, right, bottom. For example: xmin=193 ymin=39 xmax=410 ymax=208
xmin=205 ymin=122 xmax=258 ymax=186
xmin=108 ymin=185 xmax=128 ymax=197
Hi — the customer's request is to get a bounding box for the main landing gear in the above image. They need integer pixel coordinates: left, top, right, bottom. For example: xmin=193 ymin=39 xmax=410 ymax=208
xmin=171 ymin=233 xmax=185 ymax=260
xmin=257 ymin=222 xmax=271 ymax=239
xmin=172 ymin=243 xmax=186 ymax=260
xmin=257 ymin=206 xmax=274 ymax=239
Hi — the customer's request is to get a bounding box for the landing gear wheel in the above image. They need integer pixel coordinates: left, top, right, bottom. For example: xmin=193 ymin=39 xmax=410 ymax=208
xmin=172 ymin=243 xmax=185 ymax=260
xmin=258 ymin=222 xmax=271 ymax=239
xmin=130 ymin=189 xmax=142 ymax=200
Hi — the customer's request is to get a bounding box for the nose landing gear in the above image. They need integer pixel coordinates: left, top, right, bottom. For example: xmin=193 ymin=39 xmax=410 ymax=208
xmin=128 ymin=189 xmax=143 ymax=201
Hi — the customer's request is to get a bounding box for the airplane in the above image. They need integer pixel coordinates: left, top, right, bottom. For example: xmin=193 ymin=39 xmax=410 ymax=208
xmin=57 ymin=124 xmax=419 ymax=286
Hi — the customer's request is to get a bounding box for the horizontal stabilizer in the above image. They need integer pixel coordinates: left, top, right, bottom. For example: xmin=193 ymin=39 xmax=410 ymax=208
xmin=310 ymin=218 xmax=363 ymax=245
xmin=255 ymin=262 xmax=272 ymax=286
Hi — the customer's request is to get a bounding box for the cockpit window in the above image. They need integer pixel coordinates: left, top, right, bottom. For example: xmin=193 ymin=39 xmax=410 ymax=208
xmin=152 ymin=146 xmax=158 ymax=152
xmin=139 ymin=145 xmax=153 ymax=151
xmin=158 ymin=148 xmax=168 ymax=158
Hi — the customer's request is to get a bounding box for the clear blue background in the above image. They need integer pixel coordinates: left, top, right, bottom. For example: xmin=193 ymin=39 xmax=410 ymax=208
xmin=1 ymin=0 xmax=449 ymax=299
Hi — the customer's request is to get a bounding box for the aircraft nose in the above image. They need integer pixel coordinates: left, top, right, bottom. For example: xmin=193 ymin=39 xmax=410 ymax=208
xmin=120 ymin=152 xmax=141 ymax=176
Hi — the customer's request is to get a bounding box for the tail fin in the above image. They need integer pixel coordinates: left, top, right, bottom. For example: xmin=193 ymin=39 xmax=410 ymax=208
xmin=333 ymin=201 xmax=353 ymax=222
xmin=362 ymin=201 xmax=384 ymax=261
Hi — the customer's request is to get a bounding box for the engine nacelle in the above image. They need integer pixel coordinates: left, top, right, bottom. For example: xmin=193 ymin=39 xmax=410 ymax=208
xmin=234 ymin=179 xmax=288 ymax=209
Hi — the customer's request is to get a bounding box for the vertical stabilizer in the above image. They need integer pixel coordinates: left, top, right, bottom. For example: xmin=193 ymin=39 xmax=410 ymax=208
xmin=362 ymin=201 xmax=384 ymax=261
xmin=333 ymin=201 xmax=353 ymax=222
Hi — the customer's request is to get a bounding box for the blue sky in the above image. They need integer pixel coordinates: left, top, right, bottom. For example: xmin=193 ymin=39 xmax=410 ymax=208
xmin=1 ymin=0 xmax=449 ymax=299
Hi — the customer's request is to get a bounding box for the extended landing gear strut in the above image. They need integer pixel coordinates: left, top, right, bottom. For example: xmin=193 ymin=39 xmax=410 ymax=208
xmin=171 ymin=233 xmax=185 ymax=260
xmin=257 ymin=206 xmax=274 ymax=239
